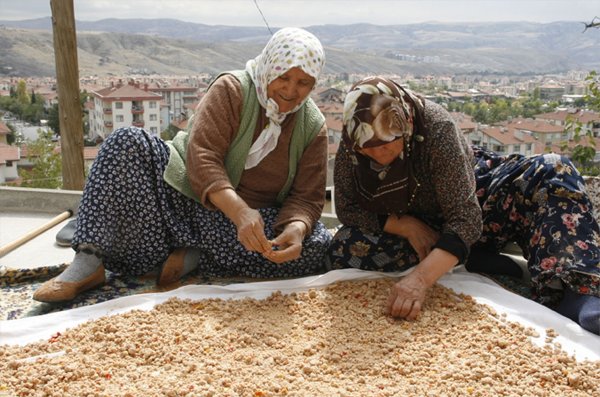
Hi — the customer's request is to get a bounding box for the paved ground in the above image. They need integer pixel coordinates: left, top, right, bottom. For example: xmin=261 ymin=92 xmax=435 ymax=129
xmin=0 ymin=212 xmax=74 ymax=270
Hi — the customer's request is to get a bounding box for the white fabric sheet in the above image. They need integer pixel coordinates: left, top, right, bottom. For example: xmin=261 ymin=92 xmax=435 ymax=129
xmin=1 ymin=268 xmax=598 ymax=361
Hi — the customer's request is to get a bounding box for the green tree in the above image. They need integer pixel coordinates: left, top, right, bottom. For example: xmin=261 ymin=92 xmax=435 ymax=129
xmin=47 ymin=103 xmax=60 ymax=135
xmin=488 ymin=98 xmax=510 ymax=123
xmin=510 ymin=100 xmax=524 ymax=118
xmin=473 ymin=102 xmax=490 ymax=123
xmin=585 ymin=70 xmax=600 ymax=111
xmin=5 ymin=122 xmax=17 ymax=145
xmin=521 ymin=97 xmax=544 ymax=118
xmin=19 ymin=129 xmax=62 ymax=189
xmin=560 ymin=70 xmax=600 ymax=176
xmin=462 ymin=102 xmax=476 ymax=117
xmin=22 ymin=102 xmax=46 ymax=124
xmin=16 ymin=80 xmax=30 ymax=106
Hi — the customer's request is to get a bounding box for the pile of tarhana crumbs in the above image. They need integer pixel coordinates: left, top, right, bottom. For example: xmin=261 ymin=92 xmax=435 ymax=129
xmin=1 ymin=278 xmax=599 ymax=396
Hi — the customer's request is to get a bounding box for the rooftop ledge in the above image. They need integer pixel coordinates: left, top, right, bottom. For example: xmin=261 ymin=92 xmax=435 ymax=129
xmin=1 ymin=177 xmax=599 ymax=225
xmin=0 ymin=186 xmax=340 ymax=227
xmin=0 ymin=186 xmax=83 ymax=215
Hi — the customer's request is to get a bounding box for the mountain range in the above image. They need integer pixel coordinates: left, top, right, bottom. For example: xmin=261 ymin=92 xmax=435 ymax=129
xmin=1 ymin=17 xmax=599 ymax=77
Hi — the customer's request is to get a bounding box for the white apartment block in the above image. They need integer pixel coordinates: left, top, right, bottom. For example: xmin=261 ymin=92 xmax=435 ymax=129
xmin=147 ymin=83 xmax=199 ymax=131
xmin=90 ymin=81 xmax=162 ymax=139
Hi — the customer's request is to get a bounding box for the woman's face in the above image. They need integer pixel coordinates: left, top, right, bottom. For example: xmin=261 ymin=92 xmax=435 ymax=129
xmin=267 ymin=67 xmax=316 ymax=113
xmin=358 ymin=138 xmax=404 ymax=166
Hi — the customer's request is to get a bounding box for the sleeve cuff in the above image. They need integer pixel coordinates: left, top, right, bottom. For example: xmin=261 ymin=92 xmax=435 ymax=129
xmin=433 ymin=232 xmax=469 ymax=263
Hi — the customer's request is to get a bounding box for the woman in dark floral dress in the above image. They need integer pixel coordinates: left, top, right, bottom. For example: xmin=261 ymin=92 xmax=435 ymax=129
xmin=328 ymin=76 xmax=600 ymax=334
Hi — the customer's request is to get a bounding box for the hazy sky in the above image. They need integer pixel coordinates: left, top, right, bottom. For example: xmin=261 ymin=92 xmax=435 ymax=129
xmin=0 ymin=0 xmax=598 ymax=27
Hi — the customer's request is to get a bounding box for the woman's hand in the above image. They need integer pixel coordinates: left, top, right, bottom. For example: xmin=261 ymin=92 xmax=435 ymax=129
xmin=385 ymin=248 xmax=459 ymax=320
xmin=234 ymin=207 xmax=272 ymax=253
xmin=208 ymin=188 xmax=271 ymax=253
xmin=384 ymin=214 xmax=439 ymax=261
xmin=263 ymin=221 xmax=307 ymax=264
xmin=385 ymin=271 xmax=429 ymax=320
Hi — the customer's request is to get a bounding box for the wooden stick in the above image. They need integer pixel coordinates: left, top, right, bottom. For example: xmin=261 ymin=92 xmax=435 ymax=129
xmin=0 ymin=210 xmax=73 ymax=257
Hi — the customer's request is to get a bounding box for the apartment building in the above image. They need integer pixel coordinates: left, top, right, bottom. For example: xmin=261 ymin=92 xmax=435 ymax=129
xmin=0 ymin=121 xmax=19 ymax=184
xmin=147 ymin=83 xmax=199 ymax=131
xmin=453 ymin=113 xmax=540 ymax=156
xmin=90 ymin=80 xmax=162 ymax=139
xmin=534 ymin=109 xmax=600 ymax=138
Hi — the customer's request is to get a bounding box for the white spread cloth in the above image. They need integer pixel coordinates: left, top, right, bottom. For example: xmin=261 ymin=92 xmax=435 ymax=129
xmin=1 ymin=267 xmax=598 ymax=361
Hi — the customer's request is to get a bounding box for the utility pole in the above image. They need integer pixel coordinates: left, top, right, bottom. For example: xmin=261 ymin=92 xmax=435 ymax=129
xmin=50 ymin=0 xmax=85 ymax=190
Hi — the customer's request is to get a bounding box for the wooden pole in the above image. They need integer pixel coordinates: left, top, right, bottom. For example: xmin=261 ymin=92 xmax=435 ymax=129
xmin=50 ymin=0 xmax=85 ymax=190
xmin=0 ymin=210 xmax=73 ymax=257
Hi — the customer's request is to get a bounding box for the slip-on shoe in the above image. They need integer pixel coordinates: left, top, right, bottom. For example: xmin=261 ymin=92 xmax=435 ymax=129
xmin=32 ymin=265 xmax=106 ymax=303
xmin=157 ymin=248 xmax=187 ymax=286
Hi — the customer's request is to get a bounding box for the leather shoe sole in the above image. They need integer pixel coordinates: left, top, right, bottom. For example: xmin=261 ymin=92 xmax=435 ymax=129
xmin=33 ymin=265 xmax=106 ymax=303
xmin=157 ymin=249 xmax=187 ymax=286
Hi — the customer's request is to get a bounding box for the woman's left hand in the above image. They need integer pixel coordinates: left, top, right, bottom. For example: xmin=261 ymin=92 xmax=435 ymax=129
xmin=263 ymin=221 xmax=307 ymax=264
xmin=384 ymin=214 xmax=439 ymax=262
xmin=384 ymin=248 xmax=458 ymax=320
xmin=385 ymin=271 xmax=429 ymax=320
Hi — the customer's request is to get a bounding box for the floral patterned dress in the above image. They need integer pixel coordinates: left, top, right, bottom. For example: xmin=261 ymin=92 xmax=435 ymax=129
xmin=72 ymin=127 xmax=331 ymax=278
xmin=472 ymin=147 xmax=600 ymax=305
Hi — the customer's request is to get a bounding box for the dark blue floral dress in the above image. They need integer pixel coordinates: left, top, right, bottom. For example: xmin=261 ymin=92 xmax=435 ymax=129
xmin=72 ymin=127 xmax=331 ymax=278
xmin=472 ymin=147 xmax=600 ymax=305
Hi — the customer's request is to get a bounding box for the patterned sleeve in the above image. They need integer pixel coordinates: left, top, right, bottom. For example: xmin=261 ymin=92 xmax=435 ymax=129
xmin=425 ymin=106 xmax=482 ymax=252
xmin=334 ymin=139 xmax=384 ymax=232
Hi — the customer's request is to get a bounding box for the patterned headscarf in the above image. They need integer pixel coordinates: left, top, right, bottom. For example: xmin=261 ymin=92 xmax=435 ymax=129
xmin=341 ymin=76 xmax=426 ymax=215
xmin=343 ymin=76 xmax=423 ymax=149
xmin=244 ymin=27 xmax=325 ymax=169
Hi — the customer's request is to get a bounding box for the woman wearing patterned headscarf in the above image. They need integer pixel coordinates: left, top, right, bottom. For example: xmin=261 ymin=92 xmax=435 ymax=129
xmin=329 ymin=76 xmax=600 ymax=335
xmin=34 ymin=27 xmax=331 ymax=302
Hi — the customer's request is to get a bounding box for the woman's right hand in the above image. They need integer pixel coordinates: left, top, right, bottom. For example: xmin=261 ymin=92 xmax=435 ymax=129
xmin=208 ymin=188 xmax=272 ymax=254
xmin=384 ymin=214 xmax=439 ymax=261
xmin=233 ymin=207 xmax=272 ymax=254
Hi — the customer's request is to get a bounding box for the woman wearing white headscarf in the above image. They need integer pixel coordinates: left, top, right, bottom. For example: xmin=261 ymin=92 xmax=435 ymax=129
xmin=34 ymin=27 xmax=331 ymax=302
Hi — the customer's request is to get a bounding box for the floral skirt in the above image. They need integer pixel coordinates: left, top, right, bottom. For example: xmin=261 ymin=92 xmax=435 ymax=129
xmin=328 ymin=147 xmax=600 ymax=306
xmin=73 ymin=127 xmax=331 ymax=278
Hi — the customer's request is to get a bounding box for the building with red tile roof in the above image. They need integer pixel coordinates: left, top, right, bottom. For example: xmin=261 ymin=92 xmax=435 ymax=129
xmin=534 ymin=109 xmax=600 ymax=138
xmin=145 ymin=82 xmax=200 ymax=131
xmin=90 ymin=80 xmax=162 ymax=139
xmin=0 ymin=143 xmax=20 ymax=184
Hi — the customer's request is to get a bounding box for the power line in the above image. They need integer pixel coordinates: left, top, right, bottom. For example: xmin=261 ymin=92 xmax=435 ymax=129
xmin=252 ymin=0 xmax=273 ymax=35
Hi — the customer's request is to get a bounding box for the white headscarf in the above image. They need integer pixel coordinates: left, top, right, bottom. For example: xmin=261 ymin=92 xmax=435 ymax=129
xmin=244 ymin=27 xmax=325 ymax=169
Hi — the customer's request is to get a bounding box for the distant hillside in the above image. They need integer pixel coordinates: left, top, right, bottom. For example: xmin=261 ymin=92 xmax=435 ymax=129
xmin=1 ymin=18 xmax=599 ymax=77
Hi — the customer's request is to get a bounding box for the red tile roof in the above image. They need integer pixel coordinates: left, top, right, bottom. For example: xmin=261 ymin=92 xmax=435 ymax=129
xmin=93 ymin=83 xmax=162 ymax=101
xmin=480 ymin=125 xmax=538 ymax=145
xmin=0 ymin=143 xmax=20 ymax=165
xmin=19 ymin=145 xmax=100 ymax=161
xmin=450 ymin=112 xmax=477 ymax=132
xmin=534 ymin=110 xmax=600 ymax=124
xmin=504 ymin=118 xmax=564 ymax=134
xmin=0 ymin=122 xmax=11 ymax=135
